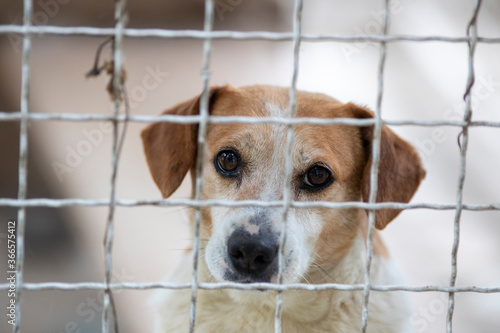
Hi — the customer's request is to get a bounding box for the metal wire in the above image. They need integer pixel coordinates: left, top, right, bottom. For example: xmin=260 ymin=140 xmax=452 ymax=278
xmin=1 ymin=24 xmax=500 ymax=43
xmin=100 ymin=0 xmax=128 ymax=332
xmin=1 ymin=280 xmax=500 ymax=293
xmin=188 ymin=0 xmax=215 ymax=331
xmin=3 ymin=1 xmax=499 ymax=332
xmin=1 ymin=112 xmax=500 ymax=128
xmin=446 ymin=1 xmax=482 ymax=332
xmin=361 ymin=0 xmax=390 ymax=331
xmin=12 ymin=0 xmax=32 ymax=332
xmin=0 ymin=197 xmax=499 ymax=211
xmin=274 ymin=1 xmax=303 ymax=331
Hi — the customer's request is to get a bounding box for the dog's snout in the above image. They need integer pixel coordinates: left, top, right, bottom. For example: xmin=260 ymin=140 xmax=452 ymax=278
xmin=227 ymin=229 xmax=278 ymax=276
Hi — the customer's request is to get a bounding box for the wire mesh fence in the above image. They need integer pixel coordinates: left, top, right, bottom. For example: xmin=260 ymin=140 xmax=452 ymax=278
xmin=1 ymin=0 xmax=499 ymax=332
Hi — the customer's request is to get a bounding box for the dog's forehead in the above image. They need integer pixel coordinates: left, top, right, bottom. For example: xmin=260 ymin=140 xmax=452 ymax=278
xmin=207 ymin=86 xmax=359 ymax=159
xmin=210 ymin=85 xmax=344 ymax=118
xmin=206 ymin=85 xmax=348 ymax=144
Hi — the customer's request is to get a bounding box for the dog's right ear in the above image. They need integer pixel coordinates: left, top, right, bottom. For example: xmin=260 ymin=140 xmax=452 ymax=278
xmin=141 ymin=86 xmax=227 ymax=198
xmin=345 ymin=103 xmax=426 ymax=230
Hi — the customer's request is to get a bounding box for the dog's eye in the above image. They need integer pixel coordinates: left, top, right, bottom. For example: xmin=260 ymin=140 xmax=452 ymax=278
xmin=302 ymin=165 xmax=334 ymax=191
xmin=215 ymin=150 xmax=240 ymax=176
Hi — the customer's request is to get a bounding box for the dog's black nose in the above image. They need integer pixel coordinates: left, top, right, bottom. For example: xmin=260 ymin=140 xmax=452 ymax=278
xmin=227 ymin=229 xmax=278 ymax=276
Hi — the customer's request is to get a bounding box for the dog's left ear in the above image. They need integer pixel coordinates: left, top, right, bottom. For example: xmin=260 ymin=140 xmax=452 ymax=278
xmin=347 ymin=104 xmax=426 ymax=230
xmin=141 ymin=86 xmax=228 ymax=198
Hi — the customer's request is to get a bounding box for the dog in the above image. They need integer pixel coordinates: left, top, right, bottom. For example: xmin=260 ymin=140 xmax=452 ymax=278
xmin=142 ymin=85 xmax=425 ymax=332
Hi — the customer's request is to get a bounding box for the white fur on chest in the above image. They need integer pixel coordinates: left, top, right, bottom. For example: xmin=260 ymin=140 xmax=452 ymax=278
xmin=151 ymin=239 xmax=413 ymax=333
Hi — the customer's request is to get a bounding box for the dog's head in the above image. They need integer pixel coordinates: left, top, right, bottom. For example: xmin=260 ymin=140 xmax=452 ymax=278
xmin=142 ymin=85 xmax=425 ymax=284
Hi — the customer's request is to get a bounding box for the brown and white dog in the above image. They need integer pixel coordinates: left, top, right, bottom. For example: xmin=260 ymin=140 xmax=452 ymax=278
xmin=142 ymin=85 xmax=425 ymax=332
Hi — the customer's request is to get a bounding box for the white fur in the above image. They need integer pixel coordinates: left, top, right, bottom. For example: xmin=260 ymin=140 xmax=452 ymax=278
xmin=152 ymin=237 xmax=414 ymax=332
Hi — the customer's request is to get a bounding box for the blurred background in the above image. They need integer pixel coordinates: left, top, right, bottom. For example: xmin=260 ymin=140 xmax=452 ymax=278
xmin=0 ymin=0 xmax=499 ymax=332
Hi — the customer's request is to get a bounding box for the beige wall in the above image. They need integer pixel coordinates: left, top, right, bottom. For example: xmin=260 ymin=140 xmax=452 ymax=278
xmin=1 ymin=1 xmax=499 ymax=332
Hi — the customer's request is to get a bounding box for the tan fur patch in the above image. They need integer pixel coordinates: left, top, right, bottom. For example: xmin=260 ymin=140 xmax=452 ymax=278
xmin=142 ymin=84 xmax=423 ymax=280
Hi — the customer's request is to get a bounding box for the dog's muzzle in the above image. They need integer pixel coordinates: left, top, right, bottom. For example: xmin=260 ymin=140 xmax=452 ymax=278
xmin=225 ymin=228 xmax=279 ymax=283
